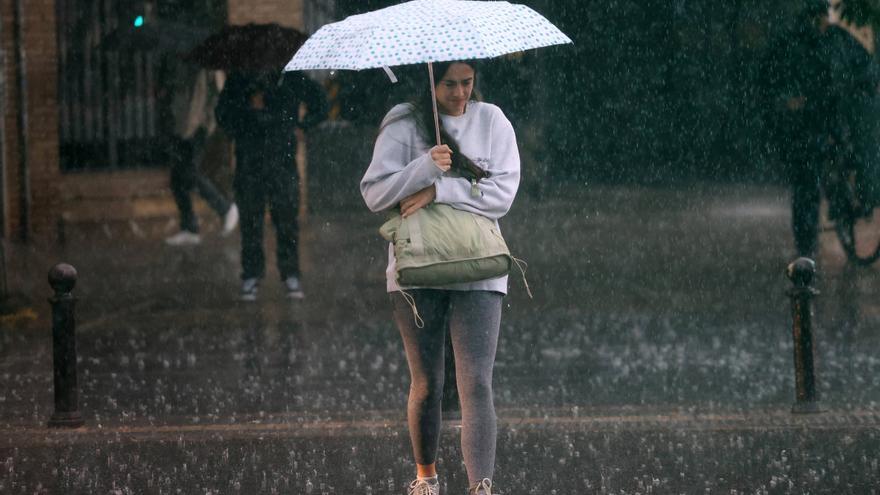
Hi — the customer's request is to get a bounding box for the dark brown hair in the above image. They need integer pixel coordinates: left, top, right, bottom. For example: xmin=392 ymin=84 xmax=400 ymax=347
xmin=386 ymin=60 xmax=488 ymax=180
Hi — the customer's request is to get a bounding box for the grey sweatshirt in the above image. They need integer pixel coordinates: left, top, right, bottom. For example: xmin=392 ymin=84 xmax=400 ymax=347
xmin=360 ymin=101 xmax=521 ymax=294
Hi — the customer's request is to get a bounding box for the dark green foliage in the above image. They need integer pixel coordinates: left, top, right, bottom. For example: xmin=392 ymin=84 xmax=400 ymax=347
xmin=838 ymin=0 xmax=880 ymax=28
xmin=331 ymin=0 xmax=848 ymax=183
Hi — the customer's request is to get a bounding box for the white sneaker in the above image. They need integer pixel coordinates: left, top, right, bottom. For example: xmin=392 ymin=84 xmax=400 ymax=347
xmin=407 ymin=477 xmax=439 ymax=495
xmin=240 ymin=278 xmax=259 ymax=301
xmin=222 ymin=204 xmax=239 ymax=237
xmin=284 ymin=275 xmax=305 ymax=299
xmin=469 ymin=479 xmax=495 ymax=495
xmin=165 ymin=230 xmax=201 ymax=246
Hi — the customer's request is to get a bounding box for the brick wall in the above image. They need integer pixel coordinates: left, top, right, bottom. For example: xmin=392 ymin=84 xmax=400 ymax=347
xmin=0 ymin=0 xmax=308 ymax=244
xmin=1 ymin=0 xmax=21 ymax=240
xmin=21 ymin=0 xmax=60 ymax=242
xmin=1 ymin=0 xmax=61 ymax=243
xmin=228 ymin=0 xmax=304 ymax=29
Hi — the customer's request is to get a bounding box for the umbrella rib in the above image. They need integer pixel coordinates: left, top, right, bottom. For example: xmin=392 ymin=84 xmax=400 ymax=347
xmin=353 ymin=23 xmax=382 ymax=70
xmin=314 ymin=22 xmax=380 ymax=70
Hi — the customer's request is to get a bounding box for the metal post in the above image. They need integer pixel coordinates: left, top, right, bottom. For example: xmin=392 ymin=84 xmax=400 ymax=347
xmin=786 ymin=257 xmax=821 ymax=414
xmin=47 ymin=263 xmax=84 ymax=428
xmin=13 ymin=0 xmax=30 ymax=242
xmin=0 ymin=241 xmax=7 ymax=301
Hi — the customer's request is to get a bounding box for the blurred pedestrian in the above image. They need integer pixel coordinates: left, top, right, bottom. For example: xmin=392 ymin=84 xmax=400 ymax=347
xmin=163 ymin=62 xmax=239 ymax=246
xmin=763 ymin=0 xmax=880 ymax=258
xmin=826 ymin=6 xmax=880 ymax=217
xmin=361 ymin=60 xmax=520 ymax=495
xmin=762 ymin=1 xmax=834 ymax=259
xmin=215 ymin=69 xmax=327 ymax=301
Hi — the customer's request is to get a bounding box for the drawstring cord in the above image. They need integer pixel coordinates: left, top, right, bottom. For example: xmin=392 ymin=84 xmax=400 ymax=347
xmin=511 ymin=256 xmax=533 ymax=299
xmin=398 ymin=257 xmax=530 ymax=328
xmin=398 ymin=289 xmax=424 ymax=328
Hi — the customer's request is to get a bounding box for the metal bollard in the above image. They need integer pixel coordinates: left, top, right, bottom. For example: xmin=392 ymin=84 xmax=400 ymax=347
xmin=786 ymin=257 xmax=821 ymax=414
xmin=47 ymin=263 xmax=84 ymax=428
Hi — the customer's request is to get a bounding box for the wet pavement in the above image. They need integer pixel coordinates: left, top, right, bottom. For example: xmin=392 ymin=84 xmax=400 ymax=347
xmin=3 ymin=180 xmax=880 ymax=494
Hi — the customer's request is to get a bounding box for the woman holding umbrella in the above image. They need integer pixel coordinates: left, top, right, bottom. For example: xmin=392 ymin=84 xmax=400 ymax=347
xmin=361 ymin=60 xmax=520 ymax=495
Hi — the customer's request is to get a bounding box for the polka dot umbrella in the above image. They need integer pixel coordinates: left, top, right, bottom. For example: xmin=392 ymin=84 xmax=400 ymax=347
xmin=284 ymin=0 xmax=571 ymax=144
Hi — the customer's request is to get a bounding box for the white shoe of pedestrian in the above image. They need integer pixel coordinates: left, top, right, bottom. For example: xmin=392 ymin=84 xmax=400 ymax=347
xmin=222 ymin=204 xmax=239 ymax=237
xmin=284 ymin=275 xmax=305 ymax=299
xmin=407 ymin=477 xmax=439 ymax=495
xmin=165 ymin=230 xmax=201 ymax=246
xmin=240 ymin=278 xmax=259 ymax=301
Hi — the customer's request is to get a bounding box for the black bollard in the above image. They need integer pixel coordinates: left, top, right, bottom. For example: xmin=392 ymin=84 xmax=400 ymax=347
xmin=47 ymin=263 xmax=84 ymax=428
xmin=786 ymin=257 xmax=821 ymax=414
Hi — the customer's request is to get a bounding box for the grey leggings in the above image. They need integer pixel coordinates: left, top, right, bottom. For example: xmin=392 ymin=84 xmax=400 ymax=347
xmin=391 ymin=289 xmax=502 ymax=484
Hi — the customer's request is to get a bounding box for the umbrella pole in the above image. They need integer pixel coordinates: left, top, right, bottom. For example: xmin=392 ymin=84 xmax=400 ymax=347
xmin=427 ymin=63 xmax=442 ymax=146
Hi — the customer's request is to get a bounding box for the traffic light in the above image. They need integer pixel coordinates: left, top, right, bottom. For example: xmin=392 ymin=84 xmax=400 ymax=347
xmin=118 ymin=1 xmax=154 ymax=29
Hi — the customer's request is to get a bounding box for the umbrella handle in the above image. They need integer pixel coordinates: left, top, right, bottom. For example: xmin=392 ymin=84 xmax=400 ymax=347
xmin=427 ymin=62 xmax=442 ymax=146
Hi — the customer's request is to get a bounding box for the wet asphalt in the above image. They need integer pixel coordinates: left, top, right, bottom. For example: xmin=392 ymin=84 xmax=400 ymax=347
xmin=2 ymin=176 xmax=880 ymax=494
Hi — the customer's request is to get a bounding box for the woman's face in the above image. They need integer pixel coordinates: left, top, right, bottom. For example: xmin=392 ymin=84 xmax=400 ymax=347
xmin=435 ymin=63 xmax=475 ymax=116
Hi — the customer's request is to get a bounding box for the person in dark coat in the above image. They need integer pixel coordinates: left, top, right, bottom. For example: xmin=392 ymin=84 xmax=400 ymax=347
xmin=826 ymin=19 xmax=880 ymax=217
xmin=216 ymin=69 xmax=328 ymax=300
xmin=763 ymin=1 xmax=880 ymax=258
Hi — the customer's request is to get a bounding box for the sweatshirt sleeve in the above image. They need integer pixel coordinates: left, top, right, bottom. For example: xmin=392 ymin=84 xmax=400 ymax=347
xmin=433 ymin=108 xmax=520 ymax=220
xmin=215 ymin=73 xmax=254 ymax=139
xmin=296 ymin=75 xmax=329 ymax=130
xmin=361 ymin=116 xmax=444 ymax=213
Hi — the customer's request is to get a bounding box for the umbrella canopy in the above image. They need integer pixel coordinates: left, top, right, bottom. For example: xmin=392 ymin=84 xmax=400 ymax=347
xmin=284 ymin=0 xmax=570 ymax=149
xmin=284 ymin=0 xmax=571 ymax=72
xmin=187 ymin=23 xmax=308 ymax=71
xmin=99 ymin=21 xmax=211 ymax=54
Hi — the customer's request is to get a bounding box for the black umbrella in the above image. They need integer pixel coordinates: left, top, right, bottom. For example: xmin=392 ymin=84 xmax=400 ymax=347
xmin=99 ymin=20 xmax=211 ymax=54
xmin=185 ymin=23 xmax=308 ymax=71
